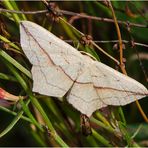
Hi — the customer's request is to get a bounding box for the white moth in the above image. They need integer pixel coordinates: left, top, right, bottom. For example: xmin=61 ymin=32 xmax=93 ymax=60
xmin=20 ymin=21 xmax=147 ymax=117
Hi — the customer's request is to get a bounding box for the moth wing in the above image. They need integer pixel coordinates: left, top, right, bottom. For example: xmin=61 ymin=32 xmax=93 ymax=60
xmin=92 ymin=61 xmax=147 ymax=106
xmin=67 ymin=56 xmax=147 ymax=117
xmin=20 ymin=21 xmax=84 ymax=97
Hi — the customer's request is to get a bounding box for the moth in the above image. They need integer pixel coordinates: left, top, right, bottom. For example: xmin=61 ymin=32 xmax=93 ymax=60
xmin=20 ymin=21 xmax=147 ymax=117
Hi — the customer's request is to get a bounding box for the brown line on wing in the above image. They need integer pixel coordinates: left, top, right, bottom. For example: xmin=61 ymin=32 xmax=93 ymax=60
xmin=69 ymin=87 xmax=146 ymax=104
xmin=21 ymin=23 xmax=77 ymax=82
xmin=73 ymin=80 xmax=148 ymax=96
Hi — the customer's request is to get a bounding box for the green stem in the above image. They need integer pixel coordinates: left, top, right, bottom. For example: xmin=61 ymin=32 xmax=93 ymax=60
xmin=20 ymin=99 xmax=43 ymax=132
xmin=29 ymin=95 xmax=69 ymax=147
xmin=95 ymin=111 xmax=111 ymax=127
xmin=92 ymin=129 xmax=112 ymax=146
xmin=3 ymin=58 xmax=68 ymax=147
xmin=91 ymin=117 xmax=115 ymax=133
xmin=0 ymin=49 xmax=32 ymax=79
xmin=0 ymin=73 xmax=17 ymax=82
xmin=118 ymin=107 xmax=126 ymax=125
xmin=0 ymin=35 xmax=20 ymax=50
xmin=0 ymin=99 xmax=30 ymax=138
xmin=0 ymin=105 xmax=32 ymax=123
xmin=2 ymin=1 xmax=21 ymax=23
xmin=2 ymin=51 xmax=68 ymax=147
xmin=43 ymin=99 xmax=72 ymax=139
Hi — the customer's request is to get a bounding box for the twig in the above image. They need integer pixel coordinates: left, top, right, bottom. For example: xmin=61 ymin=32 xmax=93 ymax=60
xmin=108 ymin=1 xmax=148 ymax=123
xmin=135 ymin=48 xmax=148 ymax=82
xmin=65 ymin=39 xmax=148 ymax=48
xmin=108 ymin=1 xmax=126 ymax=74
xmin=125 ymin=19 xmax=148 ymax=83
xmin=0 ymin=8 xmax=147 ymax=28
xmin=60 ymin=18 xmax=120 ymax=65
xmin=58 ymin=9 xmax=148 ymax=28
xmin=92 ymin=42 xmax=120 ymax=65
xmin=0 ymin=8 xmax=48 ymax=14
